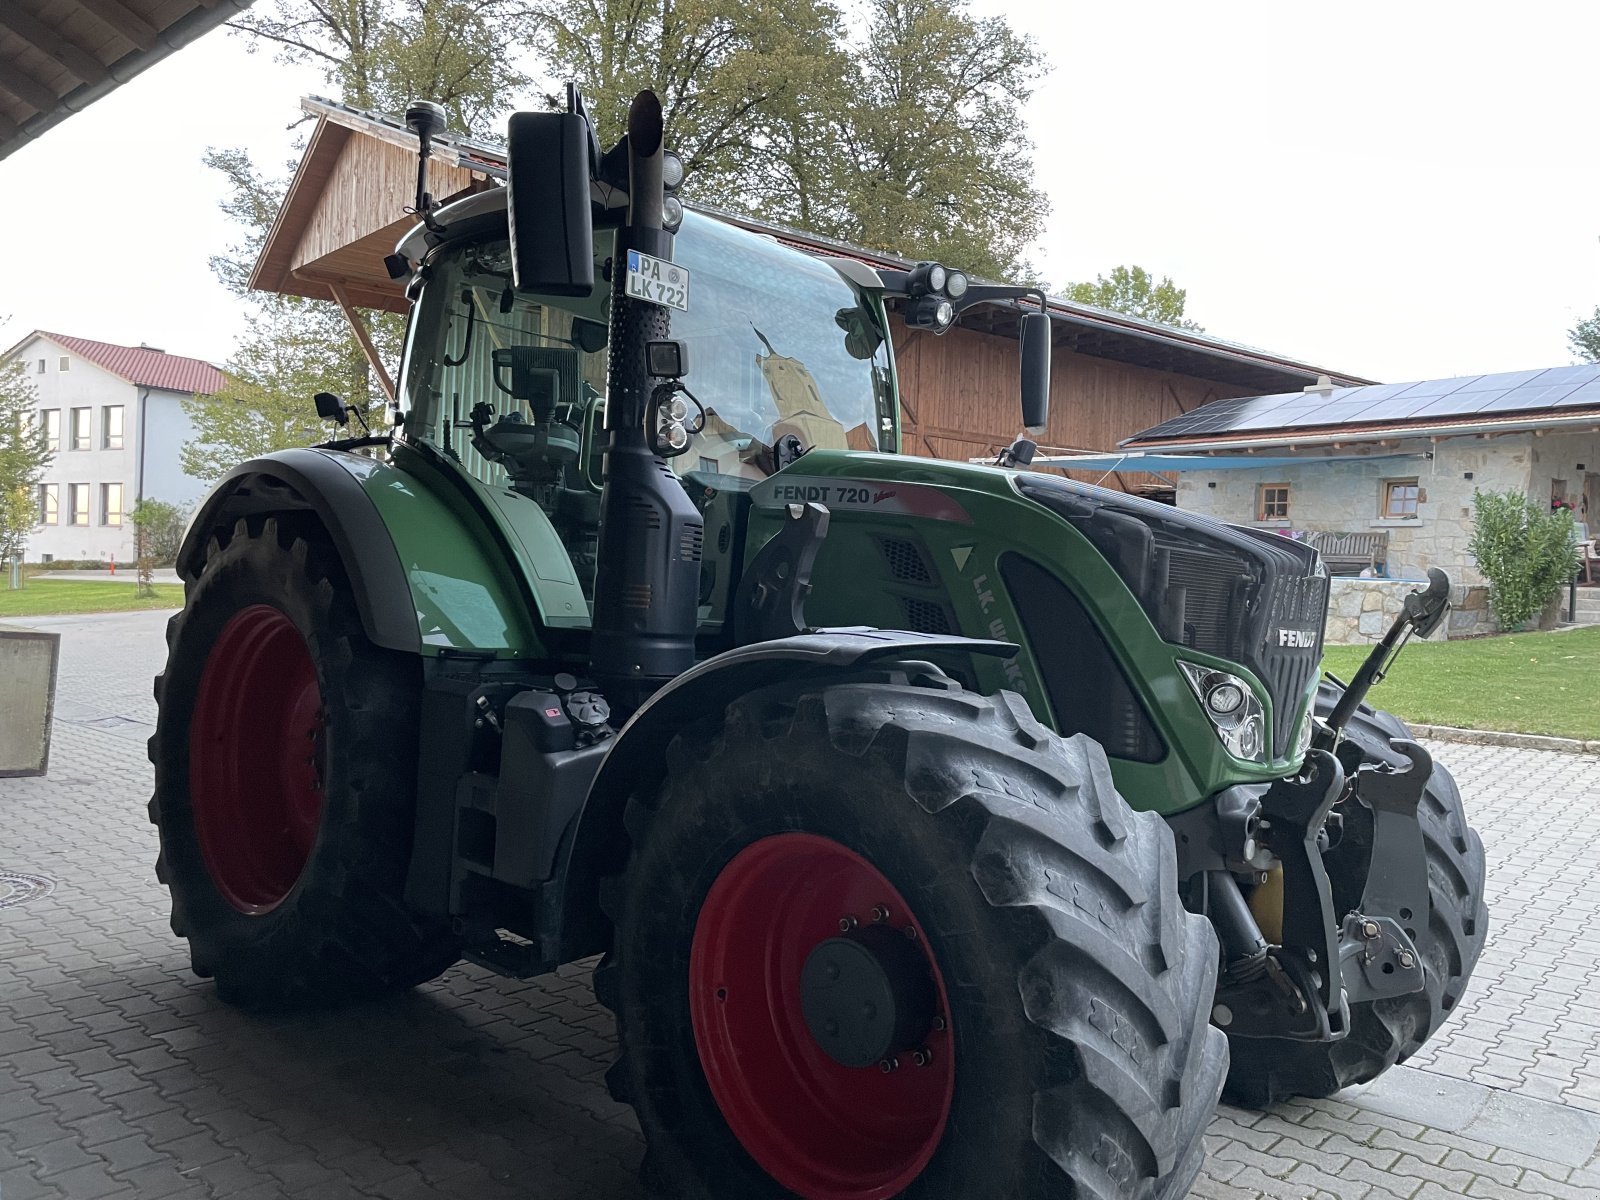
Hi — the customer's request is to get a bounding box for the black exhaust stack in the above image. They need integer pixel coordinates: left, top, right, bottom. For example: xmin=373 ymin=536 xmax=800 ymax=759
xmin=589 ymin=91 xmax=704 ymax=706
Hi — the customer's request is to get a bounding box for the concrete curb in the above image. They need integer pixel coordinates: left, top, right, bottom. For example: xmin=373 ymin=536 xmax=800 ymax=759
xmin=1414 ymin=722 xmax=1600 ymax=755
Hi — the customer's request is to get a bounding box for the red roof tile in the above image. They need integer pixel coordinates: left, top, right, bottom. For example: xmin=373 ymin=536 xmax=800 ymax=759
xmin=35 ymin=332 xmax=226 ymax=395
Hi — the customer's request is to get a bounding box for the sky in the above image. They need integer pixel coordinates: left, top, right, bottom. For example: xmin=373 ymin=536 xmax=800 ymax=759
xmin=2 ymin=1 xmax=1597 ymax=386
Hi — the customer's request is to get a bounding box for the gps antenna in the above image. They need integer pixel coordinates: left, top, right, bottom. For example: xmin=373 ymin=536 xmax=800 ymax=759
xmin=405 ymin=100 xmax=449 ymax=228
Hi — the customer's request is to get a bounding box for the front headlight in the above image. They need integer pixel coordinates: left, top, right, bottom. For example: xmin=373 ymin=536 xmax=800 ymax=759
xmin=1179 ymin=662 xmax=1266 ymax=763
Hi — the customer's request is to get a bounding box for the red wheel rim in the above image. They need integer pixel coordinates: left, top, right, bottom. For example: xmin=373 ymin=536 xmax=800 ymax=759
xmin=188 ymin=605 xmax=325 ymax=914
xmin=689 ymin=833 xmax=954 ymax=1200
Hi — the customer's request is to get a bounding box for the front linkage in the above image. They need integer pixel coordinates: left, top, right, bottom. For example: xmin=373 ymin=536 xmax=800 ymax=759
xmin=1173 ymin=569 xmax=1452 ymax=1044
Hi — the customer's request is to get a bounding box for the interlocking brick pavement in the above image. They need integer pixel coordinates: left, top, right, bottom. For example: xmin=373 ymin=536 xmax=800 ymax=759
xmin=3 ymin=611 xmax=1599 ymax=1199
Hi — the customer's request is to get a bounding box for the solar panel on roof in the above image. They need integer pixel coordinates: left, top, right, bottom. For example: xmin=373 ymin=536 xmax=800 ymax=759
xmin=1388 ymin=377 xmax=1472 ymax=400
xmin=1127 ymin=362 xmax=1600 ymax=444
xmin=1554 ymin=381 xmax=1600 ymax=407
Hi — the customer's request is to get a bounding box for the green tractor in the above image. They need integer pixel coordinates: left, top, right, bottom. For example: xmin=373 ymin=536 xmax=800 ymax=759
xmin=149 ymin=89 xmax=1487 ymax=1198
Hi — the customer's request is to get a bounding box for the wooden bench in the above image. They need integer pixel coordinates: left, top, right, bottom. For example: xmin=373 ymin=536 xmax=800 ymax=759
xmin=1305 ymin=531 xmax=1390 ymax=577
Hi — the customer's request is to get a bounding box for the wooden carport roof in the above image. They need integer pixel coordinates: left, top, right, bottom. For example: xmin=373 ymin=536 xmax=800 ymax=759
xmin=0 ymin=0 xmax=255 ymax=161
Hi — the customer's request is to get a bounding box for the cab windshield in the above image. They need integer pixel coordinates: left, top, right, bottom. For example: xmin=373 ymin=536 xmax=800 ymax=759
xmin=399 ymin=209 xmax=895 ymax=487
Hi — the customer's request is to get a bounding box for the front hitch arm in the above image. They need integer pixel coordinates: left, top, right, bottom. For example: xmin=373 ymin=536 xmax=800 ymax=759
xmin=1321 ymin=567 xmax=1451 ymax=741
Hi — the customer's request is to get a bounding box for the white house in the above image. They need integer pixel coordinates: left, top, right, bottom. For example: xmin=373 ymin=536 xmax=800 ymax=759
xmin=9 ymin=331 xmax=223 ymax=564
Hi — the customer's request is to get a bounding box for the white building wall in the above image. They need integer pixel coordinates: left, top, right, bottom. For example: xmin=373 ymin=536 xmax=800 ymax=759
xmin=23 ymin=337 xmax=139 ymax=564
xmin=1173 ymin=435 xmax=1535 ymax=586
xmin=19 ymin=336 xmax=210 ymax=564
xmin=139 ymin=390 xmax=210 ymax=511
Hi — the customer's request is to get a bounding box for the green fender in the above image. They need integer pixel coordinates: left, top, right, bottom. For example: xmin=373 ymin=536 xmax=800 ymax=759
xmin=176 ymin=443 xmax=588 ymax=659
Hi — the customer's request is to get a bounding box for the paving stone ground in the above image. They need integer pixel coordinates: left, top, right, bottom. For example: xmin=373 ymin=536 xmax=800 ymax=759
xmin=3 ymin=611 xmax=1598 ymax=1199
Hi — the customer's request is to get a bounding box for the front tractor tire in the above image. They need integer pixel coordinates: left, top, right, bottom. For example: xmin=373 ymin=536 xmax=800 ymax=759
xmin=149 ymin=517 xmax=458 ymax=1009
xmin=597 ymin=678 xmax=1228 ymax=1199
xmin=1222 ymin=681 xmax=1489 ymax=1108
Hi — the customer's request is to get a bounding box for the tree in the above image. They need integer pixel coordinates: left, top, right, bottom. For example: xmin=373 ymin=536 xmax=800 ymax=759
xmin=228 ymin=0 xmax=528 ymax=134
xmin=0 ymin=321 xmax=52 ymax=580
xmin=1569 ymin=306 xmax=1600 ymax=362
xmin=129 ymin=499 xmax=188 ymax=566
xmin=1468 ymin=489 xmax=1581 ymax=631
xmin=540 ymin=0 xmax=1049 ymax=281
xmin=742 ymin=0 xmax=1048 ymax=281
xmin=182 ymin=306 xmax=388 ymax=483
xmin=537 ymin=0 xmax=844 ymax=191
xmin=1065 ymin=265 xmax=1202 ymax=330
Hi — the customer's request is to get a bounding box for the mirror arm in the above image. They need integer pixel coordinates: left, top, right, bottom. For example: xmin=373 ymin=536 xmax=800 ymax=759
xmin=949 ymin=285 xmax=1049 ymax=320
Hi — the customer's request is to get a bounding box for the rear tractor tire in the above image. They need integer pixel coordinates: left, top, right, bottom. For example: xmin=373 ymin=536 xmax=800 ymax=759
xmin=597 ymin=678 xmax=1229 ymax=1199
xmin=1221 ymin=680 xmax=1489 ymax=1107
xmin=148 ymin=517 xmax=459 ymax=1009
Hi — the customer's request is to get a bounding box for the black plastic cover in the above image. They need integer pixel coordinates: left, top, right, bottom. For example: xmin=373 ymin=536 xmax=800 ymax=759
xmin=1015 ymin=473 xmax=1328 ymax=758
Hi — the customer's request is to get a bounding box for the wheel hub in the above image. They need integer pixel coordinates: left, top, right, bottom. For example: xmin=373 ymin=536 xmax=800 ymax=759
xmin=689 ymin=833 xmax=954 ymax=1199
xmin=801 ymin=927 xmax=936 ymax=1069
xmin=188 ymin=604 xmax=325 ymax=914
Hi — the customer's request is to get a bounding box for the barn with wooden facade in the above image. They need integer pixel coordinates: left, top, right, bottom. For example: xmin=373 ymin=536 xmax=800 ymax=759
xmin=252 ymin=97 xmax=1369 ymax=497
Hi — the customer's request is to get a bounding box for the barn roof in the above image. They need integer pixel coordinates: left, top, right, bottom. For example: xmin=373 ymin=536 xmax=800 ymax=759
xmin=0 ymin=0 xmax=254 ymax=162
xmin=18 ymin=330 xmax=226 ymax=393
xmin=255 ymin=96 xmax=1372 ymax=396
xmin=1124 ymin=362 xmax=1600 ymax=450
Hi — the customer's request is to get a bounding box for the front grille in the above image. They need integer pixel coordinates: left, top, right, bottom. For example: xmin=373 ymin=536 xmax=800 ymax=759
xmin=1002 ymin=554 xmax=1165 ymax=763
xmin=878 ymin=537 xmax=934 ymax=583
xmin=1015 ymin=474 xmax=1328 ymax=759
xmin=900 ymin=596 xmax=953 ymax=634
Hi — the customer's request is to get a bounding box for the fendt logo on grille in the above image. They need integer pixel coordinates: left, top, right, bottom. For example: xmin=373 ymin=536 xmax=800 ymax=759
xmin=1277 ymin=628 xmax=1318 ymax=648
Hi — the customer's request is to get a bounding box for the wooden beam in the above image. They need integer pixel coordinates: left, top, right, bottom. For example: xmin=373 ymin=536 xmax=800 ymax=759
xmin=73 ymin=0 xmax=157 ymax=51
xmin=329 ymin=282 xmax=396 ymax=402
xmin=0 ymin=58 xmax=60 ymax=111
xmin=0 ymin=8 xmax=107 ymax=86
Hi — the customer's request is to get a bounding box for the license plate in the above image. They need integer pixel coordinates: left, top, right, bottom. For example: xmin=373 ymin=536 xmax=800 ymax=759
xmin=626 ymin=250 xmax=690 ymax=312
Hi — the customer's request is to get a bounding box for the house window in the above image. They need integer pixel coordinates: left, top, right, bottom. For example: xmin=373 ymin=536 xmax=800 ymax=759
xmin=102 ymin=483 xmax=124 ymax=526
xmin=103 ymin=405 xmax=124 ymax=450
xmin=59 ymin=356 xmax=70 ymax=372
xmin=35 ymin=358 xmax=45 ymax=374
xmin=1383 ymin=479 xmax=1421 ymax=518
xmin=40 ymin=409 xmax=60 ymax=451
xmin=1257 ymin=483 xmax=1290 ymax=521
xmin=38 ymin=483 xmax=58 ymax=526
xmin=68 ymin=483 xmax=89 ymax=526
xmin=70 ymin=407 xmax=91 ymax=451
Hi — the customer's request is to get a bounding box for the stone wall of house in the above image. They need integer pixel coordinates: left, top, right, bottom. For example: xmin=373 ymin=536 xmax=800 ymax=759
xmin=1528 ymin=430 xmax=1600 ymax=536
xmin=1322 ymin=578 xmax=1564 ymax=644
xmin=1174 ymin=434 xmax=1535 ymax=585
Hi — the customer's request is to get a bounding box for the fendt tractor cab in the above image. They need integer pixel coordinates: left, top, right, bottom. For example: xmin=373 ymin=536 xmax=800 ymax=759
xmin=149 ymin=90 xmax=1487 ymax=1199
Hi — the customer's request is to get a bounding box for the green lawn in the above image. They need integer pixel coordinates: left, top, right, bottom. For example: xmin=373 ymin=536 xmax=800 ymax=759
xmin=0 ymin=580 xmax=185 ymax=617
xmin=1321 ymin=627 xmax=1600 ymax=741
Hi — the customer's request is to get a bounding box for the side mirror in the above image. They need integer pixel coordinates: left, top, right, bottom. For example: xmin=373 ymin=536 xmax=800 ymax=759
xmin=506 ymin=111 xmax=594 ymax=296
xmin=1019 ymin=311 xmax=1051 ymax=430
xmin=314 ymin=391 xmax=348 ymax=426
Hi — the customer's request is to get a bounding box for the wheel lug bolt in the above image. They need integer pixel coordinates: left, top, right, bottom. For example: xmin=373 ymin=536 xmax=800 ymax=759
xmin=912 ymin=1047 xmax=933 ymax=1067
xmin=932 ymin=1015 xmax=947 ymax=1031
xmin=1399 ymin=951 xmax=1416 ymax=969
xmin=1361 ymin=920 xmax=1380 ymax=940
xmin=904 ymin=925 xmax=918 ymax=941
xmin=879 ymin=1057 xmax=899 ymax=1073
xmin=839 ymin=915 xmax=858 ymax=932
xmin=872 ymin=904 xmax=890 ymax=923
